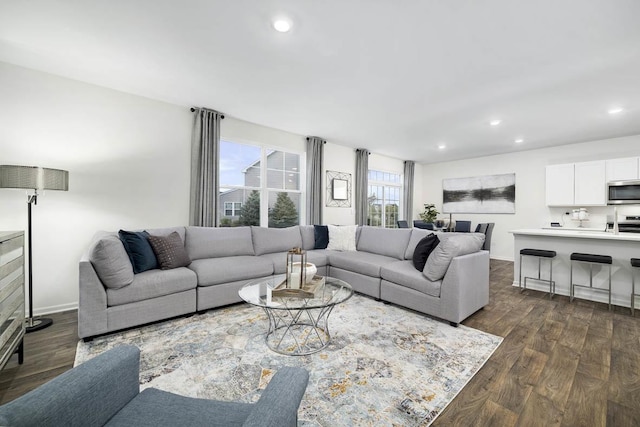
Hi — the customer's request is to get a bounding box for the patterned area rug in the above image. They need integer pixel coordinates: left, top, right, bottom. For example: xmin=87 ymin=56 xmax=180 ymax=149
xmin=75 ymin=295 xmax=501 ymax=426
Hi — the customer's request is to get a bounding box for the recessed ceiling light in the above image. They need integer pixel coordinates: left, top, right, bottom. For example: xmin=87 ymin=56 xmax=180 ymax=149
xmin=438 ymin=143 xmax=446 ymax=150
xmin=273 ymin=19 xmax=291 ymax=32
xmin=608 ymin=107 xmax=624 ymax=115
xmin=515 ymin=138 xmax=524 ymax=143
xmin=490 ymin=119 xmax=502 ymax=126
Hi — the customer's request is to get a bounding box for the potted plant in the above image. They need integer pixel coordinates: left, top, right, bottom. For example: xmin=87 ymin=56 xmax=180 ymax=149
xmin=419 ymin=204 xmax=439 ymax=224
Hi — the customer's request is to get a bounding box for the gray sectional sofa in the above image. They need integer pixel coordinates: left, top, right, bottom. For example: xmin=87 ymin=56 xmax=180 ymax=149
xmin=79 ymin=225 xmax=490 ymax=339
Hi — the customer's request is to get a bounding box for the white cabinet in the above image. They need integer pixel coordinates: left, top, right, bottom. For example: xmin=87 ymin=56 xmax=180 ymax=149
xmin=606 ymin=157 xmax=639 ymax=182
xmin=574 ymin=160 xmax=606 ymax=206
xmin=546 ymin=163 xmax=574 ymax=206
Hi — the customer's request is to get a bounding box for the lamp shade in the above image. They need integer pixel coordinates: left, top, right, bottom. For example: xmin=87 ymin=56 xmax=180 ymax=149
xmin=0 ymin=165 xmax=69 ymax=191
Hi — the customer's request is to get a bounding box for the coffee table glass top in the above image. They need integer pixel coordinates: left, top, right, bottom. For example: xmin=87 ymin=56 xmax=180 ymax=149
xmin=239 ymin=275 xmax=353 ymax=309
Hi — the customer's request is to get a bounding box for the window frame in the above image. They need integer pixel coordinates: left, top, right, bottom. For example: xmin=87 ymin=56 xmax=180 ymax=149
xmin=367 ymin=169 xmax=403 ymax=228
xmin=219 ymin=137 xmax=306 ymax=227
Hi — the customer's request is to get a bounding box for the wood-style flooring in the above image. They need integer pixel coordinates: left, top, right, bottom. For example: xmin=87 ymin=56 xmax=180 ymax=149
xmin=1 ymin=259 xmax=639 ymax=426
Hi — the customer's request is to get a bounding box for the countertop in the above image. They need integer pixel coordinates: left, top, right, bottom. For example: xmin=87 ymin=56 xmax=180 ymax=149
xmin=510 ymin=228 xmax=640 ymax=242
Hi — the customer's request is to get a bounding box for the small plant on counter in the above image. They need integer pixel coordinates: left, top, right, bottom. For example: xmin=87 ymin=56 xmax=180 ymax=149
xmin=419 ymin=204 xmax=439 ymax=223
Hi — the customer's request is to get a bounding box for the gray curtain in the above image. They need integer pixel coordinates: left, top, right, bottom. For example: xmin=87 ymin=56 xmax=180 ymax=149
xmin=306 ymin=136 xmax=325 ymax=225
xmin=190 ymin=108 xmax=222 ymax=227
xmin=403 ymin=161 xmax=415 ymax=223
xmin=354 ymin=149 xmax=369 ymax=226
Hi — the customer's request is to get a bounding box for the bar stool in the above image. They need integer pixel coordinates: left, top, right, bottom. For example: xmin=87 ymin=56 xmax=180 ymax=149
xmin=519 ymin=249 xmax=557 ymax=298
xmin=631 ymin=258 xmax=640 ymax=315
xmin=570 ymin=252 xmax=612 ymax=310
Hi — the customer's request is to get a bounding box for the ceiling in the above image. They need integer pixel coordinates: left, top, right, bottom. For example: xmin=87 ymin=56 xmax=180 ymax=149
xmin=1 ymin=0 xmax=639 ymax=164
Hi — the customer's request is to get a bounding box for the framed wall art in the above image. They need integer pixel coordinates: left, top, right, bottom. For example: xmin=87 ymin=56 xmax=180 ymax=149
xmin=326 ymin=171 xmax=352 ymax=207
xmin=442 ymin=173 xmax=515 ymax=214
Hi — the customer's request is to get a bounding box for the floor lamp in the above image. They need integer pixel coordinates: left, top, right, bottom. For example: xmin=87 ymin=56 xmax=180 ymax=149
xmin=0 ymin=165 xmax=69 ymax=333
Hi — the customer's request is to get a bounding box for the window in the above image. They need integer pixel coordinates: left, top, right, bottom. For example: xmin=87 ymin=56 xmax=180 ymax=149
xmin=224 ymin=202 xmax=242 ymax=217
xmin=219 ymin=140 xmax=304 ymax=227
xmin=367 ymin=170 xmax=402 ymax=228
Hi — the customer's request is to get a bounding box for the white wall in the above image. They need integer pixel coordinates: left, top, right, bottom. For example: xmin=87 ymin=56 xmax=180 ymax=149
xmin=420 ymin=134 xmax=640 ymax=261
xmin=0 ymin=61 xmax=194 ymax=315
xmin=323 ymin=143 xmax=356 ymax=225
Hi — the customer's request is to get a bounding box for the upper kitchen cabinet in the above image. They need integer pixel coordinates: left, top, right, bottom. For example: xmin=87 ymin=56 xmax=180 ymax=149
xmin=546 ymin=163 xmax=575 ymax=206
xmin=606 ymin=157 xmax=639 ymax=182
xmin=546 ymin=160 xmax=606 ymax=206
xmin=574 ymin=160 xmax=606 ymax=206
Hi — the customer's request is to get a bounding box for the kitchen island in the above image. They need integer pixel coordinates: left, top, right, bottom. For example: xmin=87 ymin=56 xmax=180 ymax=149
xmin=511 ymin=229 xmax=640 ymax=308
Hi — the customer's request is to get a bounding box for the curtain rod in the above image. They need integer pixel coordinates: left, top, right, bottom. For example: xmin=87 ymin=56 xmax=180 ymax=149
xmin=305 ymin=137 xmax=326 ymax=143
xmin=190 ymin=107 xmax=224 ymax=119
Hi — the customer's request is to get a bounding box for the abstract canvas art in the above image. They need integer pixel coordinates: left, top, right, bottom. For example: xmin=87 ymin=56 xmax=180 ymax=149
xmin=443 ymin=173 xmax=515 ymax=214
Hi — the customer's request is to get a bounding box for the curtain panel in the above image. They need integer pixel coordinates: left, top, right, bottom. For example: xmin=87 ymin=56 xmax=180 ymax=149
xmin=306 ymin=136 xmax=325 ymax=225
xmin=190 ymin=108 xmax=222 ymax=227
xmin=354 ymin=149 xmax=369 ymax=226
xmin=403 ymin=160 xmax=415 ymax=223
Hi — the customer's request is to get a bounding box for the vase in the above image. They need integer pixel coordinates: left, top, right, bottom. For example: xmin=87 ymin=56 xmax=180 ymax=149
xmin=288 ymin=262 xmax=317 ymax=289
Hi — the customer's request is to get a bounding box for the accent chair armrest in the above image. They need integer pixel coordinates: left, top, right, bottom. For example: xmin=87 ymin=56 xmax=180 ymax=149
xmin=242 ymin=366 xmax=309 ymax=427
xmin=0 ymin=345 xmax=140 ymax=427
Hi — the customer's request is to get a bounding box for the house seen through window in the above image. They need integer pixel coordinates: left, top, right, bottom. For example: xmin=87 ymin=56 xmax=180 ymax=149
xmin=219 ymin=140 xmax=304 ymax=227
xmin=367 ymin=170 xmax=402 ymax=228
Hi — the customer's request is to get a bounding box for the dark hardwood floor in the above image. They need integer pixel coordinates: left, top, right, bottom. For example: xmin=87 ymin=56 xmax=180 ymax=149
xmin=1 ymin=259 xmax=639 ymax=426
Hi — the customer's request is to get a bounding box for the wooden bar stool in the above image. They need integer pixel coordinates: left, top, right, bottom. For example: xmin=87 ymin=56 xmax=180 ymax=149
xmin=570 ymin=252 xmax=613 ymax=310
xmin=519 ymin=248 xmax=557 ymax=298
xmin=631 ymin=258 xmax=640 ymax=315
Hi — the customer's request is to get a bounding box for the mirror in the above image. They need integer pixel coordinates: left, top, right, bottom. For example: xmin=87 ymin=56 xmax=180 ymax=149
xmin=332 ymin=179 xmax=348 ymax=200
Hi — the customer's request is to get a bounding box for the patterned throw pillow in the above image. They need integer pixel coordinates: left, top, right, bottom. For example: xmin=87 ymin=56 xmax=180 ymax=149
xmin=147 ymin=231 xmax=191 ymax=270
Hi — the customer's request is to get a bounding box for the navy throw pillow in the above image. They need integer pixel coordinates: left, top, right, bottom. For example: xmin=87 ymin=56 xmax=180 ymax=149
xmin=314 ymin=225 xmax=329 ymax=249
xmin=118 ymin=230 xmax=158 ymax=274
xmin=413 ymin=233 xmax=440 ymax=271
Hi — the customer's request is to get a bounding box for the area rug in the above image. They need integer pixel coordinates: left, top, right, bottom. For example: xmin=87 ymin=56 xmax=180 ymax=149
xmin=75 ymin=295 xmax=502 ymax=426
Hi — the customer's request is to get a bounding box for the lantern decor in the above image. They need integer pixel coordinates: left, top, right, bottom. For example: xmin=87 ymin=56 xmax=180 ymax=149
xmin=286 ymin=247 xmax=307 ymax=289
xmin=272 ymin=248 xmax=323 ymax=298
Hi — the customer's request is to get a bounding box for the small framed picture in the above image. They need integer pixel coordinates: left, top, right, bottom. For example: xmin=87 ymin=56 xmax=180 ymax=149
xmin=332 ymin=179 xmax=348 ymax=200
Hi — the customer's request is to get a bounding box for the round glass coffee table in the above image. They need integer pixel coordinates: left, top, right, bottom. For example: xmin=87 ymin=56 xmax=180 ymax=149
xmin=239 ymin=275 xmax=353 ymax=356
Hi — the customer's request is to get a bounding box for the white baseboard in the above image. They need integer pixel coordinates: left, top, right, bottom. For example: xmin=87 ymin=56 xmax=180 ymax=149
xmin=33 ymin=302 xmax=78 ymax=316
xmin=491 ymin=255 xmax=514 ymax=262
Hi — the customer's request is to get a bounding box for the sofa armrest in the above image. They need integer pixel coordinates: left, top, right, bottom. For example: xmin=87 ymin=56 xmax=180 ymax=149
xmin=0 ymin=346 xmax=140 ymax=427
xmin=440 ymin=250 xmax=490 ymax=324
xmin=243 ymin=367 xmax=309 ymax=427
xmin=78 ymin=259 xmax=109 ymax=339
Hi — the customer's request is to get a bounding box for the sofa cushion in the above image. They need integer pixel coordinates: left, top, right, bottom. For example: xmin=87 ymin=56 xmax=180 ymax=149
xmin=251 ymin=226 xmax=302 ymax=255
xmin=188 ymin=256 xmax=273 ymax=287
xmin=185 ymin=226 xmax=254 ymax=260
xmin=357 ymin=226 xmax=411 ymax=260
xmin=326 ymin=225 xmax=357 ymax=251
xmin=106 ymin=267 xmax=197 ymax=306
xmin=146 ymin=227 xmax=186 ymax=241
xmin=328 ymin=251 xmax=397 ymax=277
xmin=423 ymin=234 xmax=485 ymax=281
xmin=105 ymin=388 xmax=254 ymax=427
xmin=299 ymin=225 xmax=315 ymax=251
xmin=89 ymin=236 xmax=134 ymax=289
xmin=404 ymin=228 xmax=432 ymax=259
xmin=118 ymin=230 xmax=158 ymax=274
xmin=148 ymin=232 xmax=192 ymax=270
xmin=314 ymin=225 xmax=329 ymax=249
xmin=412 ymin=234 xmax=440 ymax=271
xmin=381 ymin=260 xmax=442 ymax=297
xmin=259 ymin=250 xmax=329 ymax=274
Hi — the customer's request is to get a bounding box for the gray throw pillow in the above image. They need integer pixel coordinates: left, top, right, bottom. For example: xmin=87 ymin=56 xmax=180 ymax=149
xmin=148 ymin=231 xmax=192 ymax=270
xmin=89 ymin=236 xmax=134 ymax=289
xmin=423 ymin=234 xmax=484 ymax=281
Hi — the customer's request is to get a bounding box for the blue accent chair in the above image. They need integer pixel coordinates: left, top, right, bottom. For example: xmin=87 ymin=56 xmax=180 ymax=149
xmin=0 ymin=346 xmax=309 ymax=427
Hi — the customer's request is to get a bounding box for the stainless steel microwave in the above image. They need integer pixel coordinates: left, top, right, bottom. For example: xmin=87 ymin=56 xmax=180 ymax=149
xmin=607 ymin=180 xmax=640 ymax=205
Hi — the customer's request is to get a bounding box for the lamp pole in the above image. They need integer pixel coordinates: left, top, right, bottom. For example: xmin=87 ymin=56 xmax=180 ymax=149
xmin=26 ymin=191 xmax=53 ymax=332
